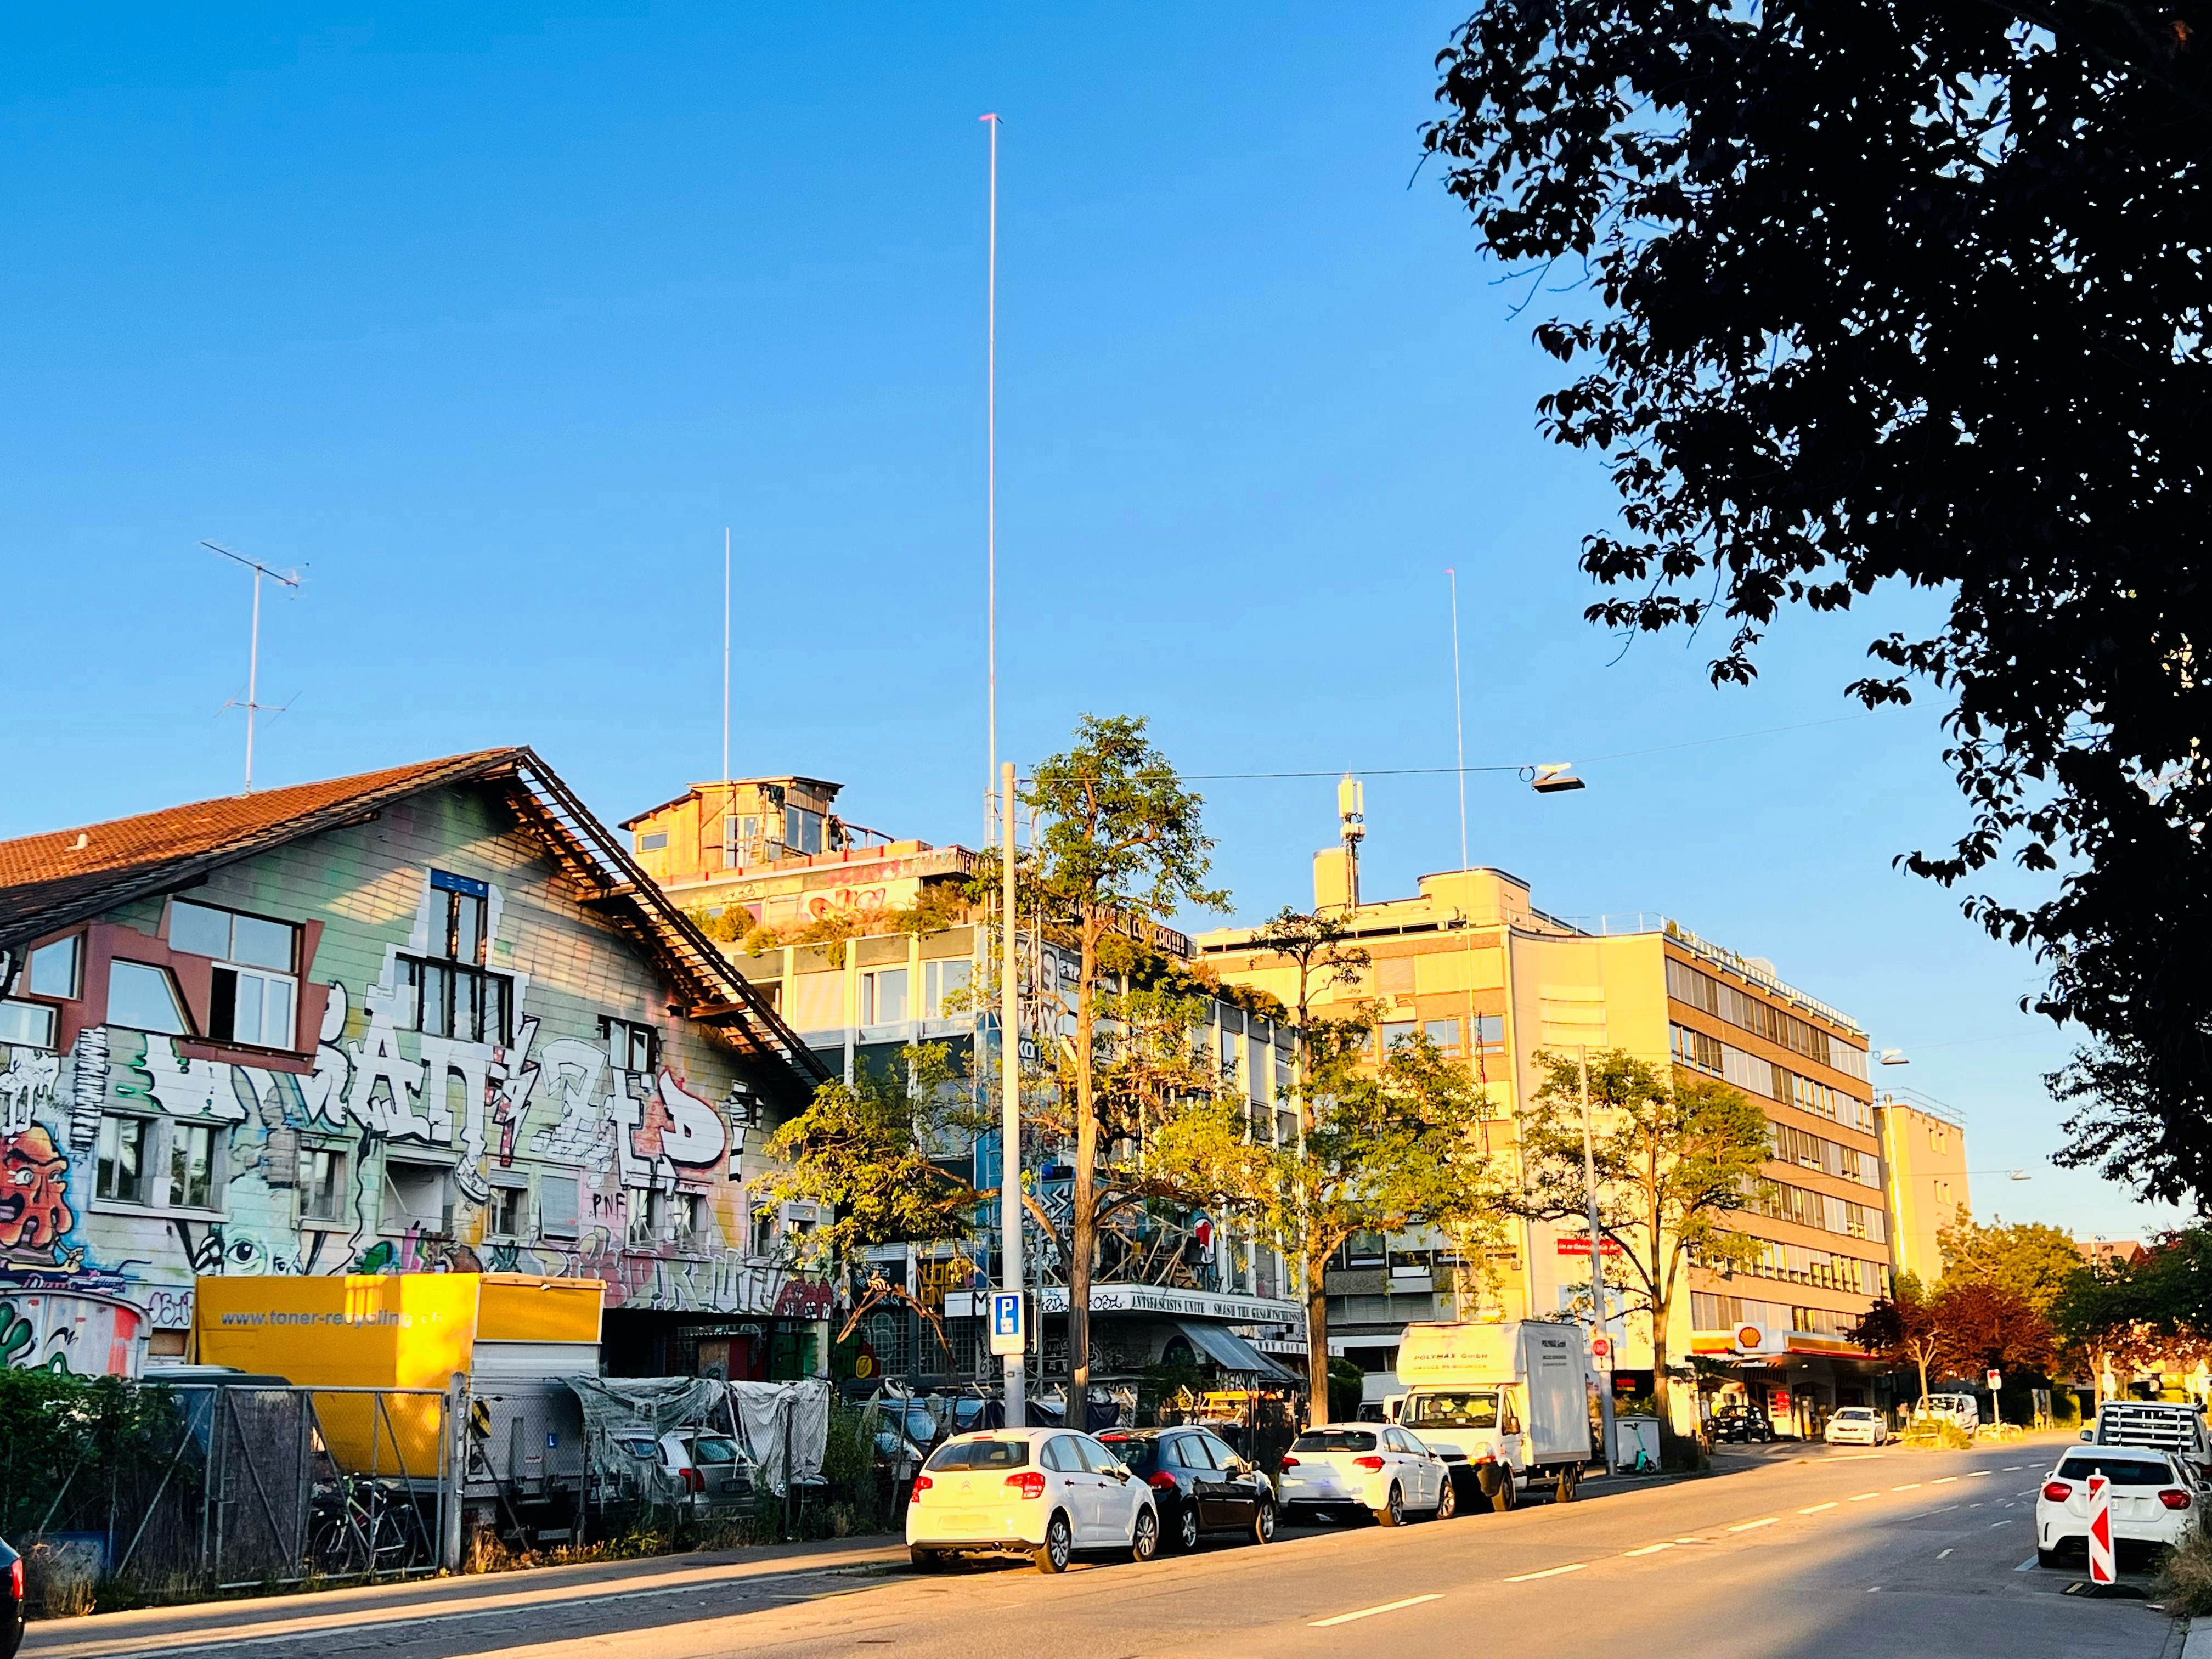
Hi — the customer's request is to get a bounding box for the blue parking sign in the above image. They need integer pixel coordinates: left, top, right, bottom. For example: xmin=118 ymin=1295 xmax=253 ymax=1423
xmin=989 ymin=1290 xmax=1024 ymax=1356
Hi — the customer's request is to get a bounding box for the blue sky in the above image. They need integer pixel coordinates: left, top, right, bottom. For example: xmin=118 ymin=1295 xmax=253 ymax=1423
xmin=0 ymin=4 xmax=2172 ymax=1240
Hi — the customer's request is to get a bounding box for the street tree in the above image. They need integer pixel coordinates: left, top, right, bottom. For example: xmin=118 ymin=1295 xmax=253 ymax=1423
xmin=1150 ymin=1020 xmax=1497 ymax=1424
xmin=2051 ymin=1231 xmax=2212 ymax=1406
xmin=1024 ymin=715 xmax=1228 ymax=1393
xmin=1932 ymin=1280 xmax=2057 ymax=1386
xmin=1935 ymin=1210 xmax=2083 ymax=1317
xmin=1503 ymin=1049 xmax=1772 ymax=1463
xmin=1848 ymin=1276 xmax=1946 ymax=1408
xmin=1424 ymin=4 xmax=2212 ymax=1206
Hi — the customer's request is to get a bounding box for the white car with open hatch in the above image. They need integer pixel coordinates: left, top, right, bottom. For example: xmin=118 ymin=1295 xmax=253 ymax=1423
xmin=906 ymin=1427 xmax=1160 ymax=1573
xmin=2035 ymin=1446 xmax=2201 ymax=1569
xmin=1277 ymin=1423 xmax=1457 ymax=1527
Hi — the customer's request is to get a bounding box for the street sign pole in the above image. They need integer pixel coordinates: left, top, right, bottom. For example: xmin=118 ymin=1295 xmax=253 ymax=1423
xmin=2087 ymin=1474 xmax=2114 ymax=1586
xmin=1577 ymin=1047 xmax=1618 ymax=1472
xmin=999 ymin=761 xmax=1025 ymax=1429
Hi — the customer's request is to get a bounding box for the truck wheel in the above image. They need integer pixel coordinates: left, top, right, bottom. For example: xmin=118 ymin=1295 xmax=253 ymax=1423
xmin=1554 ymin=1465 xmax=1578 ymax=1504
xmin=1375 ymin=1483 xmax=1406 ymax=1527
xmin=1492 ymin=1470 xmax=1517 ymax=1513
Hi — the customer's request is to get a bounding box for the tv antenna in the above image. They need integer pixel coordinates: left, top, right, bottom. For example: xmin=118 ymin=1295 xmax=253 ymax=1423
xmin=204 ymin=541 xmax=301 ymax=793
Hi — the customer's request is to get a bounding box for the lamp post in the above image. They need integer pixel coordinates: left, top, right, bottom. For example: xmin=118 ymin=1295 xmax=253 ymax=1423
xmin=1576 ymin=1045 xmax=1618 ymax=1473
xmin=999 ymin=760 xmax=1024 ymax=1429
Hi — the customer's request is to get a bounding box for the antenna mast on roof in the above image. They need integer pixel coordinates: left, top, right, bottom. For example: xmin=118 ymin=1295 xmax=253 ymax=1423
xmin=204 ymin=541 xmax=301 ymax=794
xmin=723 ymin=526 xmax=732 ymax=784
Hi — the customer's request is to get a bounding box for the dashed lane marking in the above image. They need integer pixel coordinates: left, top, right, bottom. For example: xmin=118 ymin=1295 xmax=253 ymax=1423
xmin=1991 ymin=1520 xmax=2015 ymax=1528
xmin=1933 ymin=1477 xmax=1959 ymax=1485
xmin=1503 ymin=1565 xmax=1588 ymax=1583
xmin=1800 ymin=1502 xmax=1837 ymax=1514
xmin=1622 ymin=1544 xmax=1673 ymax=1557
xmin=1310 ymin=1594 xmax=1447 ymax=1627
xmin=1727 ymin=1518 xmax=1779 ymax=1532
xmin=1967 ymin=1471 xmax=1993 ymax=1479
xmin=1849 ymin=1492 xmax=1880 ymax=1502
xmin=1893 ymin=1483 xmax=1922 ymax=1491
xmin=1938 ymin=1549 xmax=1954 ymax=1559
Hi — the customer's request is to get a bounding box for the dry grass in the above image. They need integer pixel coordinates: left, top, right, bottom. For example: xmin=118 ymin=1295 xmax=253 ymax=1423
xmin=2153 ymin=1527 xmax=2212 ymax=1616
xmin=21 ymin=1543 xmax=97 ymax=1619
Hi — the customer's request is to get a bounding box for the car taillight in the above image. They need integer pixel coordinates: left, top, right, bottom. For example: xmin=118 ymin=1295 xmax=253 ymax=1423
xmin=910 ymin=1474 xmax=932 ymax=1500
xmin=2042 ymin=1481 xmax=2072 ymax=1502
xmin=1353 ymin=1455 xmax=1385 ymax=1472
xmin=7 ymin=1558 xmax=18 ymax=1600
xmin=682 ymin=1466 xmax=705 ymax=1493
xmin=1148 ymin=1471 xmax=1178 ymax=1491
xmin=1279 ymin=1456 xmax=1299 ymax=1469
xmin=2162 ymin=1488 xmax=2193 ymax=1510
xmin=1006 ymin=1470 xmax=1046 ymax=1499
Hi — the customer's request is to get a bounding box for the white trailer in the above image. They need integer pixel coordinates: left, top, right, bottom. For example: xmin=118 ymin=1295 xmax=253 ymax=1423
xmin=1385 ymin=1321 xmax=1597 ymax=1508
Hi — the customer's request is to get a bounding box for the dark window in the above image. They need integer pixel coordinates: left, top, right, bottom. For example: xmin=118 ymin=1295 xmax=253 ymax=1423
xmin=1103 ymin=1436 xmax=1160 ymax=1474
xmin=96 ymin=1116 xmax=153 ymax=1203
xmin=399 ymin=957 xmax=512 ymax=1045
xmin=2056 ymin=1457 xmax=2180 ymax=1487
xmin=925 ymin=1438 xmax=1031 ymax=1471
xmin=602 ymin=1017 xmax=659 ymax=1073
xmin=1184 ymin=1435 xmax=1221 ymax=1471
xmin=1291 ymin=1430 xmax=1377 ymax=1452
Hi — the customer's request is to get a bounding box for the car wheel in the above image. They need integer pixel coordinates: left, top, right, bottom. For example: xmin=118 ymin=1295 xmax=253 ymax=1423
xmin=1493 ymin=1469 xmax=1518 ymax=1512
xmin=1129 ymin=1505 xmax=1160 ymax=1564
xmin=1553 ymin=1465 xmax=1577 ymax=1505
xmin=1252 ymin=1501 xmax=1276 ymax=1544
xmin=1176 ymin=1501 xmax=1200 ymax=1552
xmin=1435 ymin=1475 xmax=1458 ymax=1520
xmin=910 ymin=1545 xmax=946 ymax=1571
xmin=1375 ymin=1483 xmax=1407 ymax=1527
xmin=2038 ymin=1547 xmax=2062 ymax=1570
xmin=1035 ymin=1511 xmax=1073 ymax=1574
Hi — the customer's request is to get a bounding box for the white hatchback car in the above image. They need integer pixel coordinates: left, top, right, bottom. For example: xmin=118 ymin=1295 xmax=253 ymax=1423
xmin=1277 ymin=1423 xmax=1457 ymax=1527
xmin=906 ymin=1428 xmax=1160 ymax=1573
xmin=2036 ymin=1447 xmax=2200 ymax=1569
xmin=1823 ymin=1407 xmax=1890 ymax=1446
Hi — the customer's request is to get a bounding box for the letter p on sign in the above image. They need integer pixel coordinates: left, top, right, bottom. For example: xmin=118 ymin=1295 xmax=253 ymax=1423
xmin=2087 ymin=1474 xmax=2115 ymax=1585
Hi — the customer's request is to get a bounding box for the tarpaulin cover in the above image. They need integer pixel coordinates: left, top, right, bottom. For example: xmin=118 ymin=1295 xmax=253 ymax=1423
xmin=729 ymin=1378 xmax=831 ymax=1495
xmin=562 ymin=1375 xmax=729 ymax=1497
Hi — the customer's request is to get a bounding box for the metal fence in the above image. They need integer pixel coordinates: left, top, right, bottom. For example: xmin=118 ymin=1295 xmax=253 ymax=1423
xmin=98 ymin=1384 xmax=455 ymax=1594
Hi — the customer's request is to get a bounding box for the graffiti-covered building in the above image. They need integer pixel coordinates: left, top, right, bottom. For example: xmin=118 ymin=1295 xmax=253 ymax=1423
xmin=0 ymin=749 xmax=833 ymax=1379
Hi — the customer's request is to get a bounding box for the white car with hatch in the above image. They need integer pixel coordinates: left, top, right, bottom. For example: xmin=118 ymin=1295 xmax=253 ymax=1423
xmin=1823 ymin=1407 xmax=1890 ymax=1447
xmin=2036 ymin=1446 xmax=2201 ymax=1569
xmin=1277 ymin=1423 xmax=1457 ymax=1527
xmin=906 ymin=1427 xmax=1160 ymax=1573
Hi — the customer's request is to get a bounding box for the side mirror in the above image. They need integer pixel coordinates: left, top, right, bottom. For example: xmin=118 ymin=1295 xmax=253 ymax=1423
xmin=2080 ymin=1429 xmax=2094 ymax=1441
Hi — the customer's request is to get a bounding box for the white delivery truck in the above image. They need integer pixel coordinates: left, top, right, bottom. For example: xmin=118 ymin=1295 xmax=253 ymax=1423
xmin=1385 ymin=1320 xmax=1596 ymax=1509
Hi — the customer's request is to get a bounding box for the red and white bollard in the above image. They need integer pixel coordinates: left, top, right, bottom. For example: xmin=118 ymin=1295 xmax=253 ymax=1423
xmin=2086 ymin=1474 xmax=2115 ymax=1585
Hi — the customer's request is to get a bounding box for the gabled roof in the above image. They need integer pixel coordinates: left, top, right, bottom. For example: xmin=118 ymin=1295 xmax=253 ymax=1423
xmin=0 ymin=748 xmax=830 ymax=1103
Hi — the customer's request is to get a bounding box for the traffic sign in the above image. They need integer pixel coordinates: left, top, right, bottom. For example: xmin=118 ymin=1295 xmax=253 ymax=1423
xmin=1987 ymin=1369 xmax=2002 ymax=1392
xmin=1590 ymin=1335 xmax=1614 ymax=1371
xmin=2086 ymin=1474 xmax=2115 ymax=1585
xmin=989 ymin=1290 xmax=1025 ymax=1357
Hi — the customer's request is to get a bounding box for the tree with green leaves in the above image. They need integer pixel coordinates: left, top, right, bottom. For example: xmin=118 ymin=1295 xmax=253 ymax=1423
xmin=1936 ymin=1210 xmax=2083 ymax=1317
xmin=1425 ymin=3 xmax=2212 ymax=1207
xmin=1024 ymin=714 xmax=1228 ymax=1395
xmin=1849 ymin=1274 xmax=1946 ymax=1410
xmin=2051 ymin=1231 xmax=2212 ymax=1407
xmin=1150 ymin=1020 xmax=1496 ymax=1423
xmin=1503 ymin=1049 xmax=1773 ymax=1462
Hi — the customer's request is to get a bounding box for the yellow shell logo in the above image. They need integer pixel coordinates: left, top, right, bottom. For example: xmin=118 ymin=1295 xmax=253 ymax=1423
xmin=1736 ymin=1324 xmax=1764 ymax=1348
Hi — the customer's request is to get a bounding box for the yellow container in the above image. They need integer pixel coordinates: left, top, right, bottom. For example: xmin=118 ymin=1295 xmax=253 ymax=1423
xmin=193 ymin=1273 xmax=601 ymax=1475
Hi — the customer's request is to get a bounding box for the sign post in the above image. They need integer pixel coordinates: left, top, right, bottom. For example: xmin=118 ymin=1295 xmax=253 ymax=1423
xmin=2087 ymin=1474 xmax=2115 ymax=1585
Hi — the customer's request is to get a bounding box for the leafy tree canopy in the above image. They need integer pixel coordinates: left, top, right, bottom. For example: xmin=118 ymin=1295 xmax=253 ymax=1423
xmin=1426 ymin=3 xmax=2212 ymax=1204
xmin=1936 ymin=1209 xmax=2084 ymax=1316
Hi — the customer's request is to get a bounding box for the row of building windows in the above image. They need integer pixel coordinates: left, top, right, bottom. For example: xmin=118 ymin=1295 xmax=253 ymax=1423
xmin=1690 ymin=1292 xmax=1863 ymax=1341
xmin=1769 ymin=1121 xmax=1881 ymax=1188
xmin=1671 ymin=1024 xmax=1875 ymax=1133
xmin=1734 ymin=1239 xmax=1889 ymax=1297
xmin=1744 ymin=1178 xmax=1888 ymax=1243
xmin=1666 ymin=957 xmax=1870 ymax=1081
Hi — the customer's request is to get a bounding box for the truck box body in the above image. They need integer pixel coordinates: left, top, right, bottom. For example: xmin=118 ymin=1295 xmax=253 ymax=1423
xmin=1395 ymin=1320 xmax=1593 ymax=1470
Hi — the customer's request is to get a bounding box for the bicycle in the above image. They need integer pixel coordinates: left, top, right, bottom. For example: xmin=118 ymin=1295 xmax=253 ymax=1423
xmin=308 ymin=1477 xmax=424 ymax=1578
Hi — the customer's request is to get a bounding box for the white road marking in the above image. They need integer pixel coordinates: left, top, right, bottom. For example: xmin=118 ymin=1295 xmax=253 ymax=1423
xmin=1502 ymin=1565 xmax=1587 ymax=1583
xmin=1727 ymin=1518 xmax=1779 ymax=1532
xmin=1849 ymin=1492 xmax=1880 ymax=1502
xmin=2002 ymin=1466 xmax=2024 ymax=1471
xmin=1933 ymin=1476 xmax=1959 ymax=1485
xmin=1991 ymin=1520 xmax=2015 ymax=1528
xmin=1967 ymin=1471 xmax=1993 ymax=1479
xmin=1893 ymin=1482 xmax=1922 ymax=1491
xmin=1311 ymin=1594 xmax=1447 ymax=1626
xmin=2015 ymin=1556 xmax=2039 ymax=1572
xmin=1868 ymin=1585 xmax=1882 ymax=1593
xmin=1622 ymin=1544 xmax=1673 ymax=1556
xmin=1800 ymin=1502 xmax=1838 ymax=1514
xmin=1938 ymin=1549 xmax=1954 ymax=1559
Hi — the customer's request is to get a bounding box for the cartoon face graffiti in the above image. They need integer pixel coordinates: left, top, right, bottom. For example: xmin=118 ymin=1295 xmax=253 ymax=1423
xmin=0 ymin=1126 xmax=74 ymax=1255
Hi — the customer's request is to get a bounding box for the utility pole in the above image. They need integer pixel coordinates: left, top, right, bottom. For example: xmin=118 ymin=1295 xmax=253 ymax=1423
xmin=999 ymin=759 xmax=1024 ymax=1428
xmin=1578 ymin=1045 xmax=1618 ymax=1473
xmin=205 ymin=541 xmax=300 ymax=794
xmin=981 ymin=112 xmax=1000 ymax=850
xmin=722 ymin=527 xmax=731 ymax=785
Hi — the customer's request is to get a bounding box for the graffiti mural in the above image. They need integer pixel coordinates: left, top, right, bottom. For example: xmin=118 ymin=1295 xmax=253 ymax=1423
xmin=0 ymin=852 xmax=826 ymax=1376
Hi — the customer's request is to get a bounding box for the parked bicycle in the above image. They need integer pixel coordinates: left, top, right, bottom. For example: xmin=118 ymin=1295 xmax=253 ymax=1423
xmin=308 ymin=1477 xmax=427 ymax=1578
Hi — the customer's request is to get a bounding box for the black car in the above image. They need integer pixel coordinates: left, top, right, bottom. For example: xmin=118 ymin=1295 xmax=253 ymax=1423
xmin=1 ymin=1536 xmax=22 ymax=1659
xmin=1097 ymin=1427 xmax=1274 ymax=1551
xmin=1710 ymin=1406 xmax=1775 ymax=1444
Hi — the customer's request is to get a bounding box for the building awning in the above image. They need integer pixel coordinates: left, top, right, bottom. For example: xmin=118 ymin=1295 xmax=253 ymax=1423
xmin=1175 ymin=1319 xmax=1296 ymax=1384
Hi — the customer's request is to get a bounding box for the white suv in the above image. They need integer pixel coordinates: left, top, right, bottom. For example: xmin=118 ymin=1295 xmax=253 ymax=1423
xmin=906 ymin=1428 xmax=1160 ymax=1573
xmin=2036 ymin=1447 xmax=2200 ymax=1570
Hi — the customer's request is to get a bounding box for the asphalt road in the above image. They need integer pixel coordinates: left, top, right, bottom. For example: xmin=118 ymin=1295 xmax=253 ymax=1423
xmin=26 ymin=1435 xmax=2184 ymax=1659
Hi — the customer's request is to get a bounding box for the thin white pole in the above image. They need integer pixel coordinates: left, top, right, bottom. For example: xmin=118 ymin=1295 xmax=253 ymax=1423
xmin=1580 ymin=1044 xmax=1618 ymax=1475
xmin=1448 ymin=567 xmax=1468 ymax=872
xmin=981 ymin=112 xmax=1000 ymax=848
xmin=723 ymin=527 xmax=732 ymax=783
xmin=1000 ymin=758 xmax=1024 ymax=1428
xmin=245 ymin=566 xmax=262 ymax=794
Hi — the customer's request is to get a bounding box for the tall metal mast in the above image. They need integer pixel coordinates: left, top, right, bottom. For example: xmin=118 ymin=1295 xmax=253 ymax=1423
xmin=204 ymin=541 xmax=300 ymax=794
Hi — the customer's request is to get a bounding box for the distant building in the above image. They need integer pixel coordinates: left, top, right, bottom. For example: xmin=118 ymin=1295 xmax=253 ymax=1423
xmin=0 ymin=751 xmax=829 ymax=1380
xmin=2080 ymin=1238 xmax=2149 ymax=1270
xmin=1199 ymin=830 xmax=1892 ymax=1437
xmin=1875 ymin=1088 xmax=1974 ymax=1287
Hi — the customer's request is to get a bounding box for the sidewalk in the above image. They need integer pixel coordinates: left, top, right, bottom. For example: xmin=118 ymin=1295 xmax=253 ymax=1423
xmin=21 ymin=1533 xmax=908 ymax=1659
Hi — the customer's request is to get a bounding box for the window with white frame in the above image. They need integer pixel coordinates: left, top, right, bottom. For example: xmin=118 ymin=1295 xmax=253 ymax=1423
xmin=487 ymin=1184 xmax=526 ymax=1238
xmin=603 ymin=1016 xmax=658 ymax=1073
xmin=861 ymin=967 xmax=908 ymax=1026
xmin=922 ymin=958 xmax=971 ymax=1017
xmin=27 ymin=934 xmax=81 ymax=999
xmin=304 ymin=1147 xmax=349 ymax=1221
xmin=96 ymin=1116 xmax=155 ymax=1204
xmin=0 ymin=1001 xmax=55 ymax=1048
xmin=106 ymin=960 xmax=192 ymax=1035
xmin=382 ymin=1158 xmax=453 ymax=1233
xmin=167 ymin=1122 xmax=218 ymax=1210
xmin=170 ymin=901 xmax=301 ymax=1048
xmin=397 ymin=872 xmax=512 ymax=1046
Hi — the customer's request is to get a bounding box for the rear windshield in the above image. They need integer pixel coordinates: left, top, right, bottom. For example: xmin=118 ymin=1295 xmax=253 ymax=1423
xmin=926 ymin=1438 xmax=1031 ymax=1471
xmin=1293 ymin=1430 xmax=1378 ymax=1453
xmin=2057 ymin=1456 xmax=2178 ymax=1487
xmin=1404 ymin=1391 xmax=1499 ymax=1429
xmin=1098 ymin=1436 xmax=1158 ymax=1473
xmin=1833 ymin=1410 xmax=1876 ymax=1420
xmin=690 ymin=1436 xmax=740 ymax=1465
